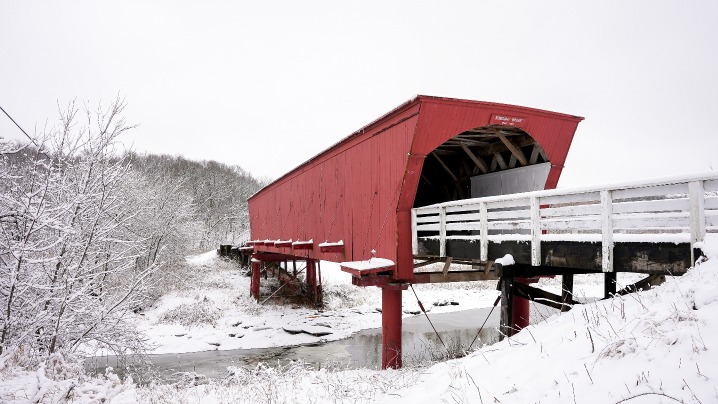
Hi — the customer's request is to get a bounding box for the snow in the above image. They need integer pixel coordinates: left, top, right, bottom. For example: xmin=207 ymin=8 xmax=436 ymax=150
xmin=318 ymin=240 xmax=344 ymax=247
xmin=494 ymin=254 xmax=515 ymax=266
xmin=125 ymin=255 xmax=495 ymax=356
xmin=340 ymin=258 xmax=395 ymax=271
xmin=5 ymin=238 xmax=718 ymax=403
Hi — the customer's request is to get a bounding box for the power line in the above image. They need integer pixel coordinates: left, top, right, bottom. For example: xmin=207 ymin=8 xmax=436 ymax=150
xmin=0 ymin=104 xmax=40 ymax=148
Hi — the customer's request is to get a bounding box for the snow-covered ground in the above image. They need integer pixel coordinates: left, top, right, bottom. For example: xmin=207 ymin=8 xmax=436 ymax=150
xmin=3 ymin=239 xmax=717 ymax=402
xmin=133 ymin=251 xmax=502 ymax=354
xmin=132 ymin=251 xmax=640 ymax=355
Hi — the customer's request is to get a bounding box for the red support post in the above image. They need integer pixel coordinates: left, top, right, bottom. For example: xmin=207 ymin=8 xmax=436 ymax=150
xmin=381 ymin=287 xmax=403 ymax=369
xmin=306 ymin=259 xmax=316 ymax=303
xmin=251 ymin=260 xmax=261 ymax=301
xmin=512 ymin=279 xmax=530 ymax=331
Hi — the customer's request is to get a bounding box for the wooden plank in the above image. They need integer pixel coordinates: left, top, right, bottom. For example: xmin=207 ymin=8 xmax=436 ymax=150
xmin=542 ymin=204 xmax=601 ymax=218
xmin=613 ymin=214 xmax=689 ymax=229
xmin=487 ymin=221 xmax=531 ymax=231
xmin=497 ymin=132 xmax=528 ymax=166
xmin=460 ymin=143 xmax=489 ymax=173
xmin=601 ymin=190 xmax=614 ymax=273
xmin=613 ymin=183 xmax=688 ymax=200
xmin=446 ymin=222 xmax=483 ymax=231
xmin=411 ymin=209 xmax=419 ymax=255
xmin=508 ymin=154 xmax=518 ymax=169
xmin=689 ymin=180 xmax=706 ymax=263
xmin=412 ymin=270 xmax=499 ymax=284
xmin=530 ymin=196 xmax=541 ymax=266
xmin=445 ymin=212 xmax=482 ymax=222
xmin=416 ymin=214 xmax=440 ymax=224
xmin=612 ymin=198 xmax=689 ymax=214
xmin=704 ymin=179 xmax=718 ymax=192
xmin=541 ymin=192 xmax=601 ymax=205
xmin=480 ymin=202 xmax=489 ymax=262
xmin=541 ymin=218 xmax=601 ymax=230
xmin=705 ymin=196 xmax=718 ymax=210
xmin=487 ymin=209 xmax=531 ymax=220
xmin=439 ymin=206 xmax=447 ymax=257
xmin=415 ymin=223 xmax=440 ymax=231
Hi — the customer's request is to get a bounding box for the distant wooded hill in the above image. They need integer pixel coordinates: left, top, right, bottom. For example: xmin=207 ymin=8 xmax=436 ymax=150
xmin=125 ymin=151 xmax=266 ymax=250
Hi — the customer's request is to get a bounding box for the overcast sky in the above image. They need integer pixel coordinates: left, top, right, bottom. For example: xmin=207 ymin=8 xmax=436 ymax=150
xmin=2 ymin=1 xmax=717 ymax=187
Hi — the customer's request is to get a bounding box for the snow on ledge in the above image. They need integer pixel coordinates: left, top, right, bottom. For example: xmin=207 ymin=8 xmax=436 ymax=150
xmin=292 ymin=239 xmax=313 ymax=245
xmin=495 ymin=254 xmax=515 ymax=266
xmin=340 ymin=258 xmax=395 ymax=271
xmin=318 ymin=240 xmax=344 ymax=247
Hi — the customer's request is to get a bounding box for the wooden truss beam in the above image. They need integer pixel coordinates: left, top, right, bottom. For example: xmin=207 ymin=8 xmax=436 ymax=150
xmin=460 ymin=143 xmax=489 ymax=173
xmin=497 ymin=132 xmax=528 ymax=166
xmin=431 ymin=152 xmax=458 ymax=182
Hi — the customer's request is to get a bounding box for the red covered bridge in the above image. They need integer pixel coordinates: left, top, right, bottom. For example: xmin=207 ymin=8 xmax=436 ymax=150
xmin=246 ymin=95 xmax=584 ymax=368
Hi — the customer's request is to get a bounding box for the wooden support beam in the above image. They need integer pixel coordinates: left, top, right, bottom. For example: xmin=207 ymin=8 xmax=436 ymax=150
xmin=413 ymin=269 xmax=499 ymax=284
xmin=460 ymin=143 xmax=489 ymax=173
xmin=529 ymin=144 xmax=540 ymax=164
xmin=431 ymin=152 xmax=458 ymax=182
xmin=508 ymin=154 xmax=517 ymax=169
xmin=412 ymin=257 xmax=443 ymax=269
xmin=497 ymin=133 xmax=528 ymax=166
xmin=513 ymin=282 xmax=579 ymax=311
xmin=442 ymin=257 xmax=452 ymax=276
xmin=561 ymin=273 xmax=574 ymax=312
xmin=538 ymin=146 xmax=548 ymax=161
xmin=615 ymin=274 xmax=665 ymax=297
xmin=500 ymin=277 xmax=515 ymax=338
xmin=494 ymin=153 xmax=508 ymax=170
xmin=604 ymin=272 xmax=617 ymax=298
xmin=478 ymin=135 xmax=535 ymax=157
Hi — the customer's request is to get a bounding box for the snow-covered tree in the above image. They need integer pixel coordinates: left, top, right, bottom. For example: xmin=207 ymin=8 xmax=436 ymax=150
xmin=0 ymin=98 xmax=158 ymax=359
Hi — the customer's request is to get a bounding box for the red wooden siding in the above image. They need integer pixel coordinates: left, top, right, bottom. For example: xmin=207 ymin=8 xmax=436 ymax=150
xmin=248 ymin=96 xmax=583 ymax=281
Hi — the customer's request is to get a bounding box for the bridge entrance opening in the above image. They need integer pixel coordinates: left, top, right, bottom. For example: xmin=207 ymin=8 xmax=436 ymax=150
xmin=413 ymin=125 xmax=550 ymax=208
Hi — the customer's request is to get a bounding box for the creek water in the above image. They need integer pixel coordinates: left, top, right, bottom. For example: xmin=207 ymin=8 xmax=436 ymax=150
xmin=88 ymin=306 xmax=507 ymax=384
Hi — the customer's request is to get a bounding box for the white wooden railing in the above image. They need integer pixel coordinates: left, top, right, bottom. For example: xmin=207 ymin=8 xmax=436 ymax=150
xmin=411 ymin=172 xmax=718 ymax=272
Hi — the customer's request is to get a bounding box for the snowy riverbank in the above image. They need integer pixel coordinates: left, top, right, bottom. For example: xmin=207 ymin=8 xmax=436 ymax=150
xmin=3 ymin=243 xmax=716 ymax=402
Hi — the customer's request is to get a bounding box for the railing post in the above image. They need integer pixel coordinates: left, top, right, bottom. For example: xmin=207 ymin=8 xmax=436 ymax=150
xmin=530 ymin=196 xmax=541 ymax=266
xmin=601 ymin=190 xmax=614 ymax=272
xmin=689 ymin=180 xmax=706 ymax=264
xmin=480 ymin=202 xmax=488 ymax=262
xmin=411 ymin=209 xmax=418 ymax=255
xmin=439 ymin=206 xmax=447 ymax=257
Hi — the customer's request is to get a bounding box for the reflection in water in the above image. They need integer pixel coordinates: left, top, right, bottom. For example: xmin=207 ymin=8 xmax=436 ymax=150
xmin=87 ymin=307 xmax=505 ymax=384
